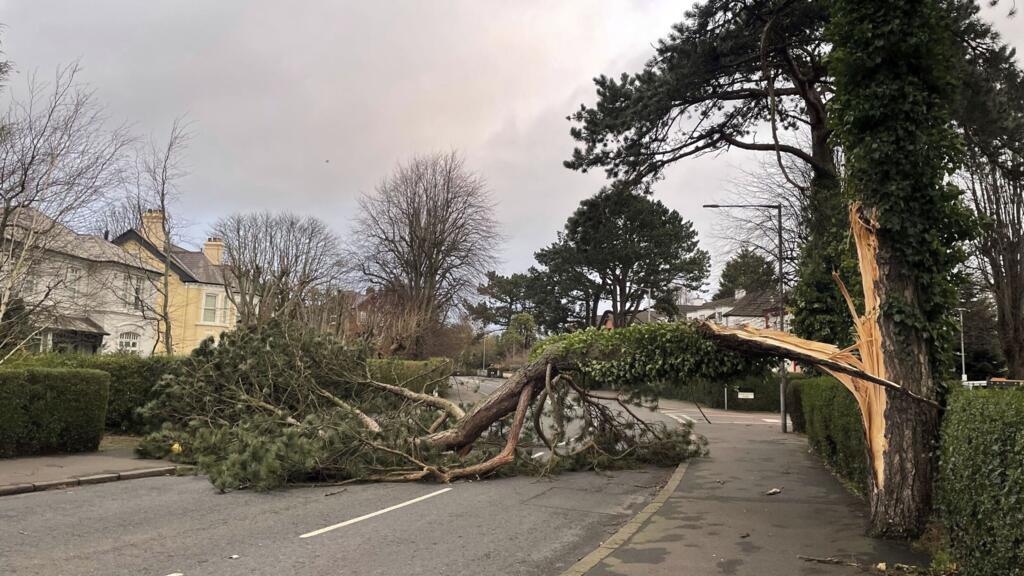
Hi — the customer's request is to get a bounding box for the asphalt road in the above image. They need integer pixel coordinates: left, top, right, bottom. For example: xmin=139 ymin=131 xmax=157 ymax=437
xmin=1 ymin=378 xmax=787 ymax=576
xmin=0 ymin=464 xmax=670 ymax=576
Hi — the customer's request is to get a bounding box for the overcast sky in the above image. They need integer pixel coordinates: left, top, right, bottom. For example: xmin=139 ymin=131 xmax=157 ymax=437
xmin=2 ymin=1 xmax=1021 ymax=296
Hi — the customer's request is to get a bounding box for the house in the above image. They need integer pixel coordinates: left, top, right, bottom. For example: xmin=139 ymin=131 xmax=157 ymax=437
xmin=681 ymin=289 xmax=789 ymax=330
xmin=112 ymin=210 xmax=237 ymax=354
xmin=2 ymin=207 xmax=162 ymax=355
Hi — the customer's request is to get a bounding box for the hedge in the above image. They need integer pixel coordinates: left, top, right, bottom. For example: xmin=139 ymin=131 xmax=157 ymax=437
xmin=368 ymin=357 xmax=453 ymax=394
xmin=5 ymin=353 xmax=182 ymax=434
xmin=939 ymin=389 xmax=1024 ymax=576
xmin=666 ymin=372 xmax=811 ymax=413
xmin=0 ymin=368 xmax=110 ymax=457
xmin=795 ymin=375 xmax=868 ymax=493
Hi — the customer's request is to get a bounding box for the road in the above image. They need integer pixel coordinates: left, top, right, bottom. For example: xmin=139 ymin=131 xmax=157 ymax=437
xmin=1 ymin=453 xmax=669 ymax=576
xmin=0 ymin=378 xmax=790 ymax=576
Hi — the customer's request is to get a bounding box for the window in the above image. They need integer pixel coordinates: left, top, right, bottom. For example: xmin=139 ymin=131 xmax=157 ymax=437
xmin=122 ymin=274 xmax=144 ymax=312
xmin=118 ymin=332 xmax=140 ymax=353
xmin=202 ymin=293 xmax=219 ymax=323
xmin=66 ymin=267 xmax=82 ymax=298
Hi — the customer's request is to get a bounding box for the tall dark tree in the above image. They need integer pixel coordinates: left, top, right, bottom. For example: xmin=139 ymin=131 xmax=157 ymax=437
xmin=565 ymin=0 xmax=853 ymax=346
xmin=464 ymin=271 xmax=532 ymax=329
xmin=955 ymin=22 xmax=1024 ymax=379
xmin=829 ymin=0 xmax=971 ymax=537
xmin=714 ymin=248 xmax=778 ymax=300
xmin=552 ymin=186 xmax=710 ymax=328
xmin=531 ymin=238 xmax=604 ymax=332
xmin=958 ymin=279 xmax=1006 ymax=380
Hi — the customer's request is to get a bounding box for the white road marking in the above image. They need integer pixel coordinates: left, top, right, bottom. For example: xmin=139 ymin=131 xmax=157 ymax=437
xmin=761 ymin=418 xmax=780 ymax=423
xmin=664 ymin=413 xmax=696 ymax=424
xmin=299 ymin=487 xmax=452 ymax=538
xmin=532 ymin=451 xmax=546 ymax=459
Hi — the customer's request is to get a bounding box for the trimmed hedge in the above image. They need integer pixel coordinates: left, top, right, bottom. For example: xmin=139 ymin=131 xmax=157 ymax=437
xmin=6 ymin=353 xmax=182 ymax=434
xmin=671 ymin=373 xmax=810 ymax=413
xmin=939 ymin=389 xmax=1024 ymax=576
xmin=0 ymin=368 xmax=110 ymax=457
xmin=796 ymin=375 xmax=868 ymax=493
xmin=368 ymin=357 xmax=453 ymax=394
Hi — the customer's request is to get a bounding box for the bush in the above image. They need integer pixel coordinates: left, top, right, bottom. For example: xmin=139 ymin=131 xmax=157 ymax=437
xmin=368 ymin=358 xmax=452 ymax=394
xmin=0 ymin=368 xmax=110 ymax=457
xmin=82 ymin=355 xmax=182 ymax=433
xmin=5 ymin=353 xmax=182 ymax=434
xmin=667 ymin=372 xmax=809 ymax=413
xmin=939 ymin=389 xmax=1024 ymax=576
xmin=798 ymin=375 xmax=867 ymax=493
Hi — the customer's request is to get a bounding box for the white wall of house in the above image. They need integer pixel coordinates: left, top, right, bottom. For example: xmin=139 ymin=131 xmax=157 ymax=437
xmin=22 ymin=252 xmax=160 ymax=356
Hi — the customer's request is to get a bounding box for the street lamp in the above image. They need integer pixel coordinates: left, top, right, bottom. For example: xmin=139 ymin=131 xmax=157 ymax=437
xmin=956 ymin=307 xmax=967 ymax=382
xmin=704 ymin=203 xmax=788 ymax=433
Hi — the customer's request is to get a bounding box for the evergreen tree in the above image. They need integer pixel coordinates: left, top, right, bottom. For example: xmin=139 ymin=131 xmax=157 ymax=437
xmin=713 ymin=248 xmax=777 ymax=300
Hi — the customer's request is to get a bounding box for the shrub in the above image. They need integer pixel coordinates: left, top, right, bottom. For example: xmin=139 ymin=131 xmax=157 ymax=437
xmin=665 ymin=372 xmax=809 ymax=413
xmin=799 ymin=375 xmax=867 ymax=493
xmin=939 ymin=389 xmax=1024 ymax=576
xmin=368 ymin=357 xmax=453 ymax=394
xmin=5 ymin=353 xmax=182 ymax=434
xmin=81 ymin=355 xmax=182 ymax=433
xmin=0 ymin=368 xmax=110 ymax=457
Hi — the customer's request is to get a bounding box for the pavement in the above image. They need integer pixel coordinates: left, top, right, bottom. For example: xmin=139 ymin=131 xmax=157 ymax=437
xmin=0 ymin=436 xmax=178 ymax=494
xmin=575 ymin=400 xmax=927 ymax=575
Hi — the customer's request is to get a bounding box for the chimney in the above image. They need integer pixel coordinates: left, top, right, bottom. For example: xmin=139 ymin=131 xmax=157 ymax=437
xmin=203 ymin=237 xmax=224 ymax=265
xmin=734 ymin=288 xmax=747 ymax=300
xmin=141 ymin=210 xmax=167 ymax=248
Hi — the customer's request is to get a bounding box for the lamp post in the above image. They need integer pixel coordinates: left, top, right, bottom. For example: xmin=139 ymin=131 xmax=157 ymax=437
xmin=956 ymin=307 xmax=967 ymax=383
xmin=704 ymin=203 xmax=787 ymax=433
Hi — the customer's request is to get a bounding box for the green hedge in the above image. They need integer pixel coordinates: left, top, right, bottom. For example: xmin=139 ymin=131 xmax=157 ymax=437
xmin=0 ymin=368 xmax=110 ymax=457
xmin=368 ymin=358 xmax=452 ymax=394
xmin=5 ymin=353 xmax=182 ymax=434
xmin=796 ymin=375 xmax=868 ymax=493
xmin=939 ymin=389 xmax=1024 ymax=576
xmin=669 ymin=372 xmax=810 ymax=413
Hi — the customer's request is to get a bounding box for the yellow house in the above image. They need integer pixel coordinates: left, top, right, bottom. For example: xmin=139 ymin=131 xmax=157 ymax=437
xmin=112 ymin=210 xmax=236 ymax=354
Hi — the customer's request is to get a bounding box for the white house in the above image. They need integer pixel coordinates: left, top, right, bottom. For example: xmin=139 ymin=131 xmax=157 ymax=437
xmin=681 ymin=289 xmax=790 ymax=330
xmin=5 ymin=207 xmax=162 ymax=355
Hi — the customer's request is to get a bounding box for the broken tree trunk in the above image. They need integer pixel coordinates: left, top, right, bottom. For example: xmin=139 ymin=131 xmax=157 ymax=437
xmin=702 ymin=203 xmax=941 ymax=537
xmin=421 ymin=347 xmax=571 ymax=452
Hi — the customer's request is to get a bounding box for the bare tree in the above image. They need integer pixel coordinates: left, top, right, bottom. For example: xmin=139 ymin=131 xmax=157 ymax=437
xmin=710 ymin=155 xmax=813 ymax=291
xmin=0 ymin=64 xmax=132 ymax=360
xmin=352 ymin=151 xmax=499 ymax=358
xmin=962 ymin=151 xmax=1024 ymax=378
xmin=213 ymin=211 xmax=343 ymax=325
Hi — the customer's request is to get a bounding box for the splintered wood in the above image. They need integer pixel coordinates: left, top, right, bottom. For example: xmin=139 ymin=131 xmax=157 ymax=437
xmin=701 ymin=203 xmax=936 ymax=489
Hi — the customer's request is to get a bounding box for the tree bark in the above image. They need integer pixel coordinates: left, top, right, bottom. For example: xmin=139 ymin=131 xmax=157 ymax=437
xmin=865 ymin=208 xmax=941 ymax=538
xmin=422 ymin=348 xmax=568 ymax=452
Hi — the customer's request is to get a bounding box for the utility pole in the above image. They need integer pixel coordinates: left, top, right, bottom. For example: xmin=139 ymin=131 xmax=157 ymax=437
xmin=704 ymin=203 xmax=787 ymax=433
xmin=956 ymin=307 xmax=967 ymax=382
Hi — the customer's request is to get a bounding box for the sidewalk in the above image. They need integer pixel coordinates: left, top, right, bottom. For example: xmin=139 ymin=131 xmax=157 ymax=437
xmin=581 ymin=405 xmax=927 ymax=575
xmin=0 ymin=435 xmax=179 ymax=495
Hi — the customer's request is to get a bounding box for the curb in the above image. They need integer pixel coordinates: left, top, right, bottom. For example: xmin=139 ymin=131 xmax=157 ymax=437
xmin=559 ymin=461 xmax=690 ymax=576
xmin=0 ymin=465 xmax=194 ymax=497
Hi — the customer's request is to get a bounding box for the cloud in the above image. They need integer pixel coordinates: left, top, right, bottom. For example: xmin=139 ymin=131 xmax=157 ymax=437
xmin=2 ymin=0 xmax=1020 ymax=296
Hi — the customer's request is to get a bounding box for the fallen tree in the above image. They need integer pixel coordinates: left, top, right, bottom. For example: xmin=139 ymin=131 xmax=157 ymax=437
xmin=139 ymin=321 xmax=757 ymax=491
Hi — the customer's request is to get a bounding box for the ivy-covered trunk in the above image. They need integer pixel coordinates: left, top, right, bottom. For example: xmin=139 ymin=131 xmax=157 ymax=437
xmin=829 ymin=0 xmax=968 ymax=537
